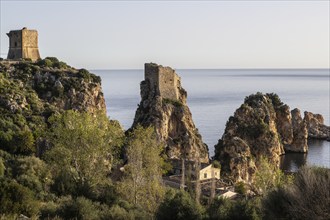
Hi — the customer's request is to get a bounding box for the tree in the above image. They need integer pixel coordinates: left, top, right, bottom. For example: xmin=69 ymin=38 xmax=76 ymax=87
xmin=208 ymin=197 xmax=262 ymax=220
xmin=263 ymin=166 xmax=330 ymax=219
xmin=45 ymin=110 xmax=124 ymax=195
xmin=156 ymin=189 xmax=204 ymax=220
xmin=118 ymin=125 xmax=165 ymax=215
xmin=0 ymin=178 xmax=40 ymax=217
xmin=253 ymin=156 xmax=292 ymax=195
xmin=12 ymin=156 xmax=52 ymax=196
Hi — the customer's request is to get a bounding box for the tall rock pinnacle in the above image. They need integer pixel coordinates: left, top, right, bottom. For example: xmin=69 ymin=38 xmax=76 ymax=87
xmin=131 ymin=63 xmax=209 ymax=163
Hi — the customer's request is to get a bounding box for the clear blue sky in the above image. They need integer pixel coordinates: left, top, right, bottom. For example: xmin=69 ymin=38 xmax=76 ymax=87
xmin=1 ymin=0 xmax=329 ymax=69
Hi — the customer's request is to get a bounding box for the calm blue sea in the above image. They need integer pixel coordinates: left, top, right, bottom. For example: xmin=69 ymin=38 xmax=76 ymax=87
xmin=93 ymin=69 xmax=330 ymax=171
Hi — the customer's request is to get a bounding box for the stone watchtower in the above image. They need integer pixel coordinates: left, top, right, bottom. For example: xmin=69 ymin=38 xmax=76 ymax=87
xmin=145 ymin=63 xmax=180 ymax=101
xmin=7 ymin=27 xmax=41 ymax=61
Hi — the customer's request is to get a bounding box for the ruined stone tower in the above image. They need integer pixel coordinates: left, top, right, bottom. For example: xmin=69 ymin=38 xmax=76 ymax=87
xmin=7 ymin=27 xmax=40 ymax=61
xmin=145 ymin=63 xmax=180 ymax=101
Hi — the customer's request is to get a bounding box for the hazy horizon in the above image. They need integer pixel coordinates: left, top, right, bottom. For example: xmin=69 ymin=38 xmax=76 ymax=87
xmin=1 ymin=1 xmax=329 ymax=69
xmin=90 ymin=67 xmax=330 ymax=71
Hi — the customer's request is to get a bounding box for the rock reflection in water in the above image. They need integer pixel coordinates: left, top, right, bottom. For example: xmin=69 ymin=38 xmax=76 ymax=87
xmin=280 ymin=152 xmax=307 ymax=172
xmin=280 ymin=139 xmax=330 ymax=172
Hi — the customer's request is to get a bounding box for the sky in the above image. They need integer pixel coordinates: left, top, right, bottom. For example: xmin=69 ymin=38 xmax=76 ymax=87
xmin=0 ymin=0 xmax=329 ymax=69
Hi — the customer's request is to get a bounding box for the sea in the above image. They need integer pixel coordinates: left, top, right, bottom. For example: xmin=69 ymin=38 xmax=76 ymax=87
xmin=93 ymin=69 xmax=330 ymax=172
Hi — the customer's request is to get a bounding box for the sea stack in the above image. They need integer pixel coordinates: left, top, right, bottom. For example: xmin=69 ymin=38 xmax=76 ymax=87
xmin=131 ymin=63 xmax=209 ymax=163
xmin=214 ymin=93 xmax=285 ymax=182
xmin=214 ymin=92 xmax=330 ymax=183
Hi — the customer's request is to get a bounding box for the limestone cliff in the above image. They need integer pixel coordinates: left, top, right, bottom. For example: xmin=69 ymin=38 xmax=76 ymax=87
xmin=131 ymin=63 xmax=209 ymax=163
xmin=214 ymin=93 xmax=285 ymax=182
xmin=0 ymin=59 xmax=106 ymax=155
xmin=304 ymin=111 xmax=330 ymax=140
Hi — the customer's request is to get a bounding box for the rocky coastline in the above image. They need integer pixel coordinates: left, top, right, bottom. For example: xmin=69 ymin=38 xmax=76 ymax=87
xmin=1 ymin=60 xmax=328 ymax=182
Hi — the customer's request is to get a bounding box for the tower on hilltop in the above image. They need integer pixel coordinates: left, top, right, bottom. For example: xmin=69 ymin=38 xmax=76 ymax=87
xmin=7 ymin=27 xmax=41 ymax=61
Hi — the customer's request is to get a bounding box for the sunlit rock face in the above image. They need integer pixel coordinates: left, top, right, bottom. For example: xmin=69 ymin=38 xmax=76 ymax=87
xmin=304 ymin=111 xmax=330 ymax=140
xmin=287 ymin=108 xmax=308 ymax=153
xmin=214 ymin=93 xmax=285 ymax=183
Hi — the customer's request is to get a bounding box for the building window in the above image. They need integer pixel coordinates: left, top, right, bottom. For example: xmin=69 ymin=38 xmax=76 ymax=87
xmin=14 ymin=42 xmax=17 ymax=47
xmin=204 ymin=173 xmax=207 ymax=179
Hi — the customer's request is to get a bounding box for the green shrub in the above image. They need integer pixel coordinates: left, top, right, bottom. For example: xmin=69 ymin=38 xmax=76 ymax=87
xmin=156 ymin=189 xmax=204 ymax=220
xmin=57 ymin=196 xmax=100 ymax=220
xmin=0 ymin=128 xmax=35 ymax=155
xmin=44 ymin=57 xmax=59 ymax=63
xmin=39 ymin=201 xmax=58 ymax=219
xmin=36 ymin=57 xmax=69 ymax=69
xmin=244 ymin=92 xmax=265 ymax=107
xmin=163 ymin=98 xmax=183 ymax=107
xmin=0 ymin=178 xmax=40 ymax=217
xmin=37 ymin=58 xmax=53 ymax=68
xmin=78 ymin=69 xmax=91 ymax=81
xmin=11 ymin=130 xmax=35 ymax=155
xmin=263 ymin=166 xmax=330 ymax=220
xmin=51 ymin=168 xmax=77 ymax=196
xmin=101 ymin=205 xmax=134 ymax=220
xmin=266 ymin=93 xmax=283 ymax=107
xmin=12 ymin=156 xmax=52 ymax=196
xmin=235 ymin=181 xmax=247 ymax=195
xmin=53 ymin=61 xmax=68 ymax=69
xmin=208 ymin=197 xmax=262 ymax=220
xmin=212 ymin=160 xmax=221 ymax=169
xmin=237 ymin=122 xmax=268 ymax=139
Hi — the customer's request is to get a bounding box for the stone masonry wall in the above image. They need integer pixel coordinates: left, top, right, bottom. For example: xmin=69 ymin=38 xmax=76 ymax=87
xmin=22 ymin=29 xmax=40 ymax=61
xmin=7 ymin=31 xmax=22 ymax=60
xmin=7 ymin=28 xmax=40 ymax=61
xmin=158 ymin=66 xmax=179 ymax=101
xmin=144 ymin=63 xmax=180 ymax=101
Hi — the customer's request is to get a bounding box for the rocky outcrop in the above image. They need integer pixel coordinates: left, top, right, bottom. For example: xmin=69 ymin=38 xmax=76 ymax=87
xmin=288 ymin=108 xmax=308 ymax=152
xmin=214 ymin=93 xmax=285 ymax=182
xmin=0 ymin=59 xmax=106 ymax=155
xmin=304 ymin=111 xmax=330 ymax=140
xmin=131 ymin=63 xmax=209 ymax=163
xmin=214 ymin=92 xmax=330 ymax=182
xmin=0 ymin=60 xmax=105 ymax=115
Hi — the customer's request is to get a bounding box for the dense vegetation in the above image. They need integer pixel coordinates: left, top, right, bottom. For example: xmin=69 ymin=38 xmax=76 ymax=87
xmin=1 ymin=109 xmax=328 ymax=220
xmin=1 ymin=60 xmax=329 ymax=219
xmin=0 ymin=59 xmax=102 ymax=156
